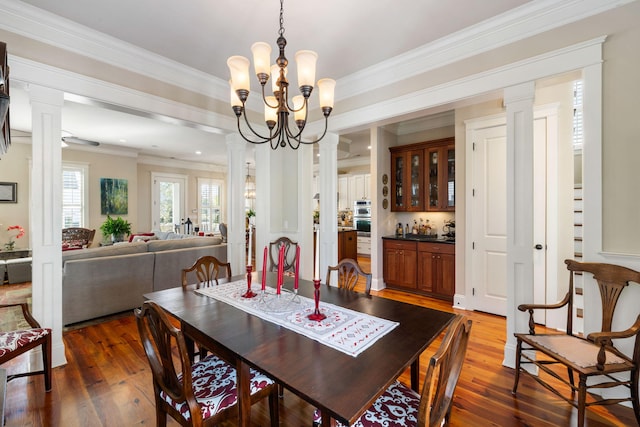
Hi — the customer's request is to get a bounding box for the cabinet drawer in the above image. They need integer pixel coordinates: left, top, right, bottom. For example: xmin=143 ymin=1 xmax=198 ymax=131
xmin=383 ymin=240 xmax=417 ymax=252
xmin=417 ymin=241 xmax=454 ymax=254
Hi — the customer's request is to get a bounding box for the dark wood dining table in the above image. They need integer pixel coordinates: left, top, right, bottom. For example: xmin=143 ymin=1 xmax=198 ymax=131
xmin=143 ymin=272 xmax=454 ymax=427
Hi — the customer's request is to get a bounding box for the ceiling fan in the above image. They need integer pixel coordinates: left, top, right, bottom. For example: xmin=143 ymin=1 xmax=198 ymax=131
xmin=61 ymin=131 xmax=100 ymax=147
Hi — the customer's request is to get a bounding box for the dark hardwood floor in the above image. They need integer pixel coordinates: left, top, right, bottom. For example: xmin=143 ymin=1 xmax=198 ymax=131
xmin=1 ymin=262 xmax=637 ymax=426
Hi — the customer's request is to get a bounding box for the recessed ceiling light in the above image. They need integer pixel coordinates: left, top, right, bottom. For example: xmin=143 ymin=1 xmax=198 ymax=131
xmin=119 ymin=139 xmax=127 ymax=143
xmin=367 ymin=145 xmax=371 ymax=150
xmin=195 ymin=151 xmax=202 ymax=155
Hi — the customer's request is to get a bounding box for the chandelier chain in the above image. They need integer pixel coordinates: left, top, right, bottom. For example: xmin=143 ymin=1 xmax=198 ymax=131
xmin=279 ymin=0 xmax=285 ymax=38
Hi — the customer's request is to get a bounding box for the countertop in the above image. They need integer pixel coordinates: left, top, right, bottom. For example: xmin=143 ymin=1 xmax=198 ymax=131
xmin=382 ymin=234 xmax=455 ymax=244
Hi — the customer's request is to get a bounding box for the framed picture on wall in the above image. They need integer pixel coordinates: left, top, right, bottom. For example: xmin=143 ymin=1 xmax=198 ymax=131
xmin=0 ymin=182 xmax=17 ymax=203
xmin=100 ymin=178 xmax=128 ymax=215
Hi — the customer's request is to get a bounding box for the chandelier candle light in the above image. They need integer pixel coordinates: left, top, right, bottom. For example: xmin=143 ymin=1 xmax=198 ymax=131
xmin=227 ymin=0 xmax=335 ymax=149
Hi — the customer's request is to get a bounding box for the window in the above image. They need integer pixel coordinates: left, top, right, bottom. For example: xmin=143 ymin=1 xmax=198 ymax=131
xmin=62 ymin=163 xmax=89 ymax=227
xmin=573 ymin=80 xmax=584 ymax=150
xmin=198 ymin=178 xmax=222 ymax=233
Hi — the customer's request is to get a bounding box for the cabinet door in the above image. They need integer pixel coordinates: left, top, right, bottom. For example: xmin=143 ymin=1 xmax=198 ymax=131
xmin=353 ymin=174 xmax=365 ymax=201
xmin=417 ymin=250 xmax=435 ymax=293
xmin=407 ymin=150 xmax=424 ymax=211
xmin=426 ymin=147 xmax=440 ymax=211
xmin=438 ymin=253 xmax=455 ymax=296
xmin=391 ymin=152 xmax=405 ymax=211
xmin=445 ymin=145 xmax=455 ymax=210
xmin=383 ymin=247 xmax=400 ymax=284
xmin=403 ymin=249 xmax=417 ymax=288
xmin=344 ymin=231 xmax=357 ymax=260
xmin=338 ymin=177 xmax=349 ymax=211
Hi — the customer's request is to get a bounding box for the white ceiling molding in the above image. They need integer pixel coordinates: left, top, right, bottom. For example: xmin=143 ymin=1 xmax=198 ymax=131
xmin=327 ymin=36 xmax=607 ymax=134
xmin=336 ymin=0 xmax=633 ymax=101
xmin=8 ymin=54 xmax=237 ymax=134
xmin=0 ymin=0 xmax=229 ymax=101
xmin=0 ymin=0 xmax=630 ymax=108
xmin=137 ymin=154 xmax=228 ymax=173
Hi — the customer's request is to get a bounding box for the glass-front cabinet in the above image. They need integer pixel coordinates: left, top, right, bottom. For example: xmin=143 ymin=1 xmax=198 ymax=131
xmin=426 ymin=143 xmax=455 ymax=212
xmin=390 ymin=137 xmax=454 ymax=212
xmin=390 ymin=149 xmax=424 ymax=211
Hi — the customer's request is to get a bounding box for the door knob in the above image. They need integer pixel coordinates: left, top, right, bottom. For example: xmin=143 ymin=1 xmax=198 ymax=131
xmin=534 ymin=244 xmax=543 ymax=250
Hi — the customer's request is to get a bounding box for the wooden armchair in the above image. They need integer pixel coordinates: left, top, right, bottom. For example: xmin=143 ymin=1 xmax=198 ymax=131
xmin=62 ymin=227 xmax=96 ymax=250
xmin=0 ymin=303 xmax=52 ymax=391
xmin=326 ymin=258 xmax=372 ymax=295
xmin=512 ymin=259 xmax=640 ymax=427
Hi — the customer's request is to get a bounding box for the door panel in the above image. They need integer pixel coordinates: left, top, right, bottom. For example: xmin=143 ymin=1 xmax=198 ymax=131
xmin=471 ymin=125 xmax=507 ymax=315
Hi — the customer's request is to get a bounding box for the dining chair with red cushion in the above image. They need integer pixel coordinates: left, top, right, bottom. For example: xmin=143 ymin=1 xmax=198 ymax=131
xmin=0 ymin=303 xmax=52 ymax=391
xmin=313 ymin=315 xmax=472 ymax=427
xmin=135 ymin=300 xmax=279 ymax=427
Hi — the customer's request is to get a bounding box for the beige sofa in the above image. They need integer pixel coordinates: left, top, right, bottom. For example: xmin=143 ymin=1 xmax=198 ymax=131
xmin=62 ymin=237 xmax=226 ymax=325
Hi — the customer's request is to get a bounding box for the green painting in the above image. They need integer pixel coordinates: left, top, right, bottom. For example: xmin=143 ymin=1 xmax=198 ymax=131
xmin=100 ymin=178 xmax=128 ymax=215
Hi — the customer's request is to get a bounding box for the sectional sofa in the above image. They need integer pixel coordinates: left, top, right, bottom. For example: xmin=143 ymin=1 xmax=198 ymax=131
xmin=62 ymin=236 xmax=226 ymax=325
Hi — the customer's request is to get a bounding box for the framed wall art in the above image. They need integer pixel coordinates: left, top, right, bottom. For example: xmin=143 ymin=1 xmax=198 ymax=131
xmin=100 ymin=178 xmax=128 ymax=215
xmin=0 ymin=182 xmax=17 ymax=203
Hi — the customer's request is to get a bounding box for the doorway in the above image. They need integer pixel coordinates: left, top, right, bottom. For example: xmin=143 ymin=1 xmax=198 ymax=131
xmin=151 ymin=173 xmax=187 ymax=232
xmin=466 ymin=106 xmax=566 ymax=318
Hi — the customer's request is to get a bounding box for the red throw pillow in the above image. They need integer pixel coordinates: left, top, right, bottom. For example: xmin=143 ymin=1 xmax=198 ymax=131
xmin=128 ymin=232 xmax=155 ymax=242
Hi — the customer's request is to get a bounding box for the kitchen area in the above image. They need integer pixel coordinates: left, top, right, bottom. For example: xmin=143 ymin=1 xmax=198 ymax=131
xmin=329 ymin=136 xmax=456 ymax=301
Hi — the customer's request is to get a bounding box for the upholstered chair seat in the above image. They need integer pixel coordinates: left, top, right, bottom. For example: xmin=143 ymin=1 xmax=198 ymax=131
xmin=161 ymin=353 xmax=276 ymax=423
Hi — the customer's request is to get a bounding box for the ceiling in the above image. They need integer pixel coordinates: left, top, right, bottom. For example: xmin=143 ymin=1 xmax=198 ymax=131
xmin=7 ymin=0 xmax=535 ymax=165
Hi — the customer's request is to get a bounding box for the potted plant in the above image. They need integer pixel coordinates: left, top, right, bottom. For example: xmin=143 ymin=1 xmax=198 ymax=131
xmin=246 ymin=209 xmax=256 ymax=227
xmin=100 ymin=215 xmax=132 ymax=242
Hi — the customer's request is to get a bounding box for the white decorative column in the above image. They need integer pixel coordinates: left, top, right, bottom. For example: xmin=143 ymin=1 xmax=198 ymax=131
xmin=226 ymin=134 xmax=248 ymax=276
xmin=297 ymin=144 xmax=314 ymax=279
xmin=318 ymin=133 xmax=338 ymax=283
xmin=29 ymin=84 xmax=66 ymax=367
xmin=503 ymin=82 xmax=535 ymax=368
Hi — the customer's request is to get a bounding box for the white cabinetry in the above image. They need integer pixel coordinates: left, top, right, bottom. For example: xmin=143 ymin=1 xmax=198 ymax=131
xmin=357 ymin=235 xmax=372 ymax=256
xmin=338 ymin=173 xmax=371 ymax=211
xmin=338 ymin=176 xmax=349 ymax=211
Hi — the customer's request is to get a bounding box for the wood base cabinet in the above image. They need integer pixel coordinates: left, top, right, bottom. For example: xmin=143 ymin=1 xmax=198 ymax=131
xmin=417 ymin=242 xmax=455 ymax=300
xmin=338 ymin=230 xmax=358 ymax=261
xmin=383 ymin=238 xmax=455 ymax=300
xmin=382 ymin=240 xmax=417 ymax=289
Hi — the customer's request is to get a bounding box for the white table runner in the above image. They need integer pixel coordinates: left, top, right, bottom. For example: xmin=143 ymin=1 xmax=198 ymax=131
xmin=195 ymin=280 xmax=398 ymax=357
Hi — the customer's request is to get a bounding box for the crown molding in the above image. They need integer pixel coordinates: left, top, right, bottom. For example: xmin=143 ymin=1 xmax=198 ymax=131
xmin=328 ymin=36 xmax=607 ymax=134
xmin=0 ymin=0 xmax=229 ymax=100
xmin=137 ymin=154 xmax=227 ymax=173
xmin=337 ymin=0 xmax=632 ymax=100
xmin=9 ymin=54 xmax=237 ymax=134
xmin=0 ymin=0 xmax=631 ymax=108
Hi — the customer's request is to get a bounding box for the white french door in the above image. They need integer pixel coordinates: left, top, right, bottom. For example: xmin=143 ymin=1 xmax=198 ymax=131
xmin=151 ymin=173 xmax=187 ymax=232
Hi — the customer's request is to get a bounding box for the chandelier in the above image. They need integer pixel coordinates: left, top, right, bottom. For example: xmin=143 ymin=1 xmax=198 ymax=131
xmin=227 ymin=0 xmax=335 ymax=150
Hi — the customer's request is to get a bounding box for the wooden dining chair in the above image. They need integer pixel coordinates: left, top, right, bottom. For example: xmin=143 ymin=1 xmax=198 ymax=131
xmin=135 ymin=301 xmax=279 ymax=427
xmin=181 ymin=255 xmax=232 ymax=289
xmin=0 ymin=303 xmax=52 ymax=392
xmin=313 ymin=315 xmax=472 ymax=427
xmin=326 ymin=258 xmax=372 ymax=295
xmin=512 ymin=259 xmax=640 ymax=427
xmin=268 ymin=237 xmax=298 ymax=274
